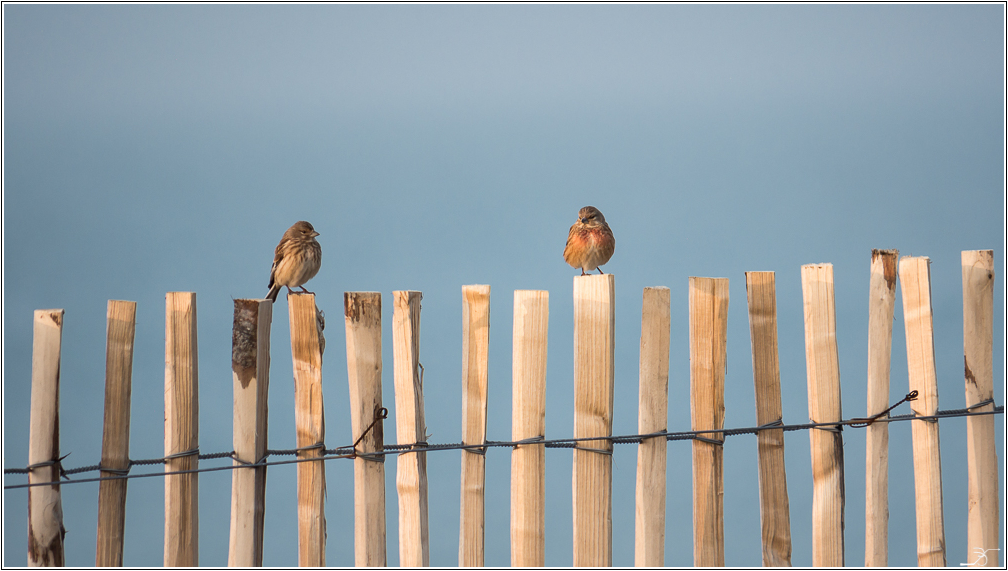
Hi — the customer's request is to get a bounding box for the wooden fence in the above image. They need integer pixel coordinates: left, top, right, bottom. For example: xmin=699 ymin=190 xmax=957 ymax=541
xmin=13 ymin=250 xmax=1001 ymax=567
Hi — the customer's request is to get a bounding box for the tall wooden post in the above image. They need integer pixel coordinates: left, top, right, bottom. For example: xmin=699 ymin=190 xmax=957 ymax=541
xmin=28 ymin=309 xmax=66 ymax=567
xmin=510 ymin=290 xmax=549 ymax=567
xmin=96 ymin=301 xmax=137 ymax=567
xmin=345 ymin=292 xmax=387 ymax=567
xmin=572 ymin=274 xmax=615 ymax=567
xmin=289 ymin=292 xmax=326 ymax=567
xmin=459 ymin=285 xmax=491 ymax=567
xmin=393 ymin=291 xmax=429 ymax=567
xmin=228 ymin=299 xmax=272 ymax=567
xmin=689 ymin=277 xmax=728 ymax=567
xmin=962 ymin=250 xmax=999 ymax=567
xmin=634 ymin=287 xmax=670 ymax=567
xmin=864 ymin=250 xmax=898 ymax=566
xmin=800 ymin=264 xmax=844 ymax=567
xmin=164 ymin=292 xmax=199 ymax=567
xmin=899 ymin=257 xmax=946 ymax=566
xmin=745 ymin=272 xmax=792 ymax=566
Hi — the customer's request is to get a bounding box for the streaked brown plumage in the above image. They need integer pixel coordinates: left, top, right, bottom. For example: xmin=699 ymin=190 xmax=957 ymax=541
xmin=266 ymin=221 xmax=322 ymax=302
xmin=563 ymin=206 xmax=615 ymax=275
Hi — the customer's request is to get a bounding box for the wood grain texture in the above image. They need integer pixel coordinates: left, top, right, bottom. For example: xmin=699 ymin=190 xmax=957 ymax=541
xmin=164 ymin=292 xmax=199 ymax=567
xmin=228 ymin=299 xmax=272 ymax=567
xmin=800 ymin=265 xmax=844 ymax=567
xmin=688 ymin=277 xmax=728 ymax=567
xmin=96 ymin=301 xmax=137 ymax=567
xmin=289 ymin=293 xmax=326 ymax=567
xmin=634 ymin=287 xmax=670 ymax=567
xmin=744 ymin=272 xmax=792 ymax=567
xmin=572 ymin=274 xmax=616 ymax=567
xmin=962 ymin=250 xmax=999 ymax=567
xmin=864 ymin=250 xmax=897 ymax=567
xmin=898 ymin=257 xmax=947 ymax=567
xmin=345 ymin=292 xmax=387 ymax=567
xmin=511 ymin=290 xmax=548 ymax=567
xmin=459 ymin=285 xmax=490 ymax=567
xmin=393 ymin=291 xmax=430 ymax=567
xmin=28 ymin=309 xmax=66 ymax=567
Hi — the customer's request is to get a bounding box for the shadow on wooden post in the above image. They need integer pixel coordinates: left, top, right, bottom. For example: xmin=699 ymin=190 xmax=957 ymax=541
xmin=96 ymin=300 xmax=137 ymax=567
xmin=229 ymin=299 xmax=272 ymax=567
xmin=28 ymin=309 xmax=66 ymax=567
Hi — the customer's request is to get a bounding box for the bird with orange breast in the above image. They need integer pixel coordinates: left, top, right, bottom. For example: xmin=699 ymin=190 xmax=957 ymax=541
xmin=266 ymin=221 xmax=322 ymax=302
xmin=563 ymin=206 xmax=615 ymax=275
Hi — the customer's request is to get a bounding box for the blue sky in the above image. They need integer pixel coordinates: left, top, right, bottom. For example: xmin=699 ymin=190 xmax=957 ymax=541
xmin=3 ymin=4 xmax=1004 ymax=566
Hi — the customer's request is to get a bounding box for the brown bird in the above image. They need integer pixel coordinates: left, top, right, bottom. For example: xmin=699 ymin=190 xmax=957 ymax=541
xmin=563 ymin=206 xmax=615 ymax=275
xmin=266 ymin=221 xmax=322 ymax=302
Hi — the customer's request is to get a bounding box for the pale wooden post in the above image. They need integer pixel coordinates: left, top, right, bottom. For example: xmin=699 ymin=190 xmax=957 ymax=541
xmin=688 ymin=277 xmax=728 ymax=567
xmin=289 ymin=292 xmax=326 ymax=566
xmin=572 ymin=274 xmax=615 ymax=567
xmin=511 ymin=290 xmax=549 ymax=567
xmin=345 ymin=292 xmax=387 ymax=567
xmin=228 ymin=299 xmax=272 ymax=567
xmin=28 ymin=309 xmax=66 ymax=567
xmin=800 ymin=264 xmax=844 ymax=567
xmin=96 ymin=301 xmax=137 ymax=567
xmin=744 ymin=272 xmax=792 ymax=567
xmin=164 ymin=292 xmax=199 ymax=567
xmin=459 ymin=285 xmax=490 ymax=567
xmin=865 ymin=250 xmax=898 ymax=567
xmin=393 ymin=291 xmax=430 ymax=567
xmin=634 ymin=287 xmax=670 ymax=567
xmin=898 ymin=257 xmax=947 ymax=566
xmin=962 ymin=250 xmax=999 ymax=567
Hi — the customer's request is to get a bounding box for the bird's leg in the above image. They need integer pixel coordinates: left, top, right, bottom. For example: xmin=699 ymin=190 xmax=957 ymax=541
xmin=598 ymin=268 xmax=605 ymax=275
xmin=286 ymin=286 xmax=294 ymax=297
xmin=298 ymin=286 xmax=314 ymax=294
xmin=581 ymin=269 xmax=587 ymax=276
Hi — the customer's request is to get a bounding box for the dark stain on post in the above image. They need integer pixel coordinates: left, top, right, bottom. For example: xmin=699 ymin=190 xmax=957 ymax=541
xmin=345 ymin=292 xmax=381 ymax=325
xmin=965 ymin=356 xmax=977 ymax=386
xmin=48 ymin=310 xmax=63 ymax=327
xmin=872 ymin=249 xmax=898 ymax=292
xmin=232 ymin=300 xmax=259 ymax=388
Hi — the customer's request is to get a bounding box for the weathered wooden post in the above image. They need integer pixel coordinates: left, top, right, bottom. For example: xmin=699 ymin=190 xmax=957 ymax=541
xmin=800 ymin=264 xmax=845 ymax=566
xmin=289 ymin=292 xmax=326 ymax=566
xmin=634 ymin=287 xmax=670 ymax=567
xmin=393 ymin=291 xmax=430 ymax=566
xmin=899 ymin=257 xmax=947 ymax=567
xmin=459 ymin=285 xmax=490 ymax=567
xmin=345 ymin=292 xmax=387 ymax=566
xmin=864 ymin=250 xmax=898 ymax=567
xmin=745 ymin=272 xmax=792 ymax=566
xmin=164 ymin=292 xmax=199 ymax=567
xmin=96 ymin=301 xmax=137 ymax=567
xmin=228 ymin=299 xmax=272 ymax=566
xmin=28 ymin=309 xmax=66 ymax=567
xmin=962 ymin=250 xmax=999 ymax=567
xmin=572 ymin=274 xmax=615 ymax=566
xmin=511 ymin=290 xmax=549 ymax=567
xmin=689 ymin=277 xmax=728 ymax=567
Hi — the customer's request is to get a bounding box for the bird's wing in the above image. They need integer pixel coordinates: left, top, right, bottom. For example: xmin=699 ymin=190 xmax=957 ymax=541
xmin=268 ymin=242 xmax=285 ymax=288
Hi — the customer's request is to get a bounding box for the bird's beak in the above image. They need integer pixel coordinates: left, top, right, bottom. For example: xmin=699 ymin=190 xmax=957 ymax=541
xmin=312 ymin=231 xmax=320 ymax=237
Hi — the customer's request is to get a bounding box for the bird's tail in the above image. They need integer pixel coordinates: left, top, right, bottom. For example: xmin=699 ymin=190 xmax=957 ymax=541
xmin=266 ymin=284 xmax=280 ymax=302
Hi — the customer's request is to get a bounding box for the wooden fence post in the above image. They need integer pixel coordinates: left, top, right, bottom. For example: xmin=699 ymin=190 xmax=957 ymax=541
xmin=899 ymin=257 xmax=947 ymax=566
xmin=688 ymin=277 xmax=728 ymax=567
xmin=345 ymin=292 xmax=387 ymax=567
xmin=511 ymin=290 xmax=549 ymax=567
xmin=962 ymin=250 xmax=999 ymax=567
xmin=572 ymin=274 xmax=615 ymax=567
xmin=864 ymin=250 xmax=898 ymax=567
xmin=228 ymin=299 xmax=272 ymax=567
xmin=459 ymin=285 xmax=491 ymax=567
xmin=744 ymin=272 xmax=792 ymax=566
xmin=164 ymin=292 xmax=199 ymax=567
xmin=800 ymin=264 xmax=844 ymax=567
xmin=393 ymin=291 xmax=430 ymax=566
xmin=28 ymin=309 xmax=66 ymax=567
xmin=289 ymin=292 xmax=326 ymax=566
xmin=96 ymin=301 xmax=137 ymax=567
xmin=634 ymin=287 xmax=670 ymax=567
